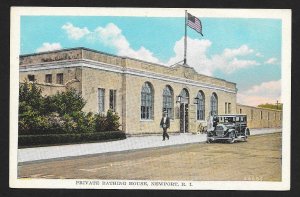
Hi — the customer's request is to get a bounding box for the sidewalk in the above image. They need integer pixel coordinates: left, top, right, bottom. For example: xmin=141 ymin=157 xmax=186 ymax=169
xmin=18 ymin=128 xmax=281 ymax=163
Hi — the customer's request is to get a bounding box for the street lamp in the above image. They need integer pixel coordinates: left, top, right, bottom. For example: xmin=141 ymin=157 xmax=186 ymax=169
xmin=176 ymin=95 xmax=182 ymax=103
xmin=194 ymin=97 xmax=199 ymax=104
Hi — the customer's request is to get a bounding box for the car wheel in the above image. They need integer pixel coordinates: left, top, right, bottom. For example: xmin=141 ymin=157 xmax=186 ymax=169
xmin=228 ymin=131 xmax=235 ymax=143
xmin=246 ymin=128 xmax=250 ymax=136
xmin=228 ymin=138 xmax=235 ymax=143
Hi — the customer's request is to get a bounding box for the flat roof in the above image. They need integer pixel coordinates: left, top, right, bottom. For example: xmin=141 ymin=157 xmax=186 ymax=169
xmin=20 ymin=47 xmax=236 ymax=85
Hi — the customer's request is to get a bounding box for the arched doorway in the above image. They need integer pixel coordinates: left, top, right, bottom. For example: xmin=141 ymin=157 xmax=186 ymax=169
xmin=210 ymin=92 xmax=218 ymax=116
xmin=179 ymin=88 xmax=189 ymax=133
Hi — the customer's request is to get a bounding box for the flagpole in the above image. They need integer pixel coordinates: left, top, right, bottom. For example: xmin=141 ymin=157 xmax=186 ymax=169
xmin=184 ymin=10 xmax=187 ymax=65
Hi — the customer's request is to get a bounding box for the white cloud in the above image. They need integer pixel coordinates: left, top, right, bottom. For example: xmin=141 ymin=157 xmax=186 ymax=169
xmin=210 ymin=45 xmax=260 ymax=74
xmin=62 ymin=22 xmax=90 ymax=40
xmin=167 ymin=37 xmax=259 ymax=75
xmin=61 ymin=22 xmax=160 ymax=63
xmin=94 ymin=23 xmax=160 ymax=63
xmin=222 ymin=45 xmax=254 ymax=59
xmin=255 ymin=52 xmax=263 ymax=57
xmin=265 ymin=57 xmax=278 ymax=65
xmin=61 ymin=23 xmax=261 ymax=75
xmin=167 ymin=37 xmax=213 ymax=75
xmin=237 ymin=80 xmax=281 ymax=106
xmin=36 ymin=42 xmax=62 ymax=53
xmin=227 ymin=58 xmax=260 ymax=71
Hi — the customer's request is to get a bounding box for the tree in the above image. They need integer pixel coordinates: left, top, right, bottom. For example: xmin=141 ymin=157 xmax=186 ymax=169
xmin=19 ymin=81 xmax=121 ymax=134
xmin=106 ymin=110 xmax=120 ymax=131
xmin=19 ymin=81 xmax=44 ymax=115
xmin=19 ymin=81 xmax=49 ymax=133
xmin=257 ymin=103 xmax=283 ymax=110
xmin=45 ymin=89 xmax=86 ymax=116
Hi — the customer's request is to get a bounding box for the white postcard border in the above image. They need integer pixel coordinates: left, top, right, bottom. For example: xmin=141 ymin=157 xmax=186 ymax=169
xmin=10 ymin=7 xmax=291 ymax=190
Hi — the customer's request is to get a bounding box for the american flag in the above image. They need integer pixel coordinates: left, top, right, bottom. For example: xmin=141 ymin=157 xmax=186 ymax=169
xmin=187 ymin=13 xmax=203 ymax=36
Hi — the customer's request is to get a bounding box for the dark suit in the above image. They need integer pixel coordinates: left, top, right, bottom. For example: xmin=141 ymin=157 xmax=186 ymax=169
xmin=160 ymin=116 xmax=170 ymax=140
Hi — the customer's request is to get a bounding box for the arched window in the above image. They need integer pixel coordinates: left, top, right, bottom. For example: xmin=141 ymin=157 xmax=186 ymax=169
xmin=210 ymin=93 xmax=218 ymax=115
xmin=196 ymin=91 xmax=205 ymax=120
xmin=180 ymin=88 xmax=189 ymax=103
xmin=162 ymin=85 xmax=173 ymax=119
xmin=141 ymin=82 xmax=153 ymax=119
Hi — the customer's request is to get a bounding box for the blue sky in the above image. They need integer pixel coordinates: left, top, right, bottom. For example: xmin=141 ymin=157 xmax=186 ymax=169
xmin=20 ymin=16 xmax=282 ymax=106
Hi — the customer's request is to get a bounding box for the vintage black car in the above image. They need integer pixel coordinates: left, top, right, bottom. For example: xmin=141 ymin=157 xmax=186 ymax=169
xmin=207 ymin=114 xmax=250 ymax=143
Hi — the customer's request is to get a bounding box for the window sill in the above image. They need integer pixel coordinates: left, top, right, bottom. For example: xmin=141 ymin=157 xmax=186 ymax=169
xmin=140 ymin=119 xmax=154 ymax=122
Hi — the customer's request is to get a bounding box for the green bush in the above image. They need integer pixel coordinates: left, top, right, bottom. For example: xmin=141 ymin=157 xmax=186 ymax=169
xmin=257 ymin=103 xmax=283 ymax=110
xmin=94 ymin=113 xmax=108 ymax=132
xmin=106 ymin=110 xmax=121 ymax=131
xmin=18 ymin=82 xmax=49 ymax=134
xmin=19 ymin=112 xmax=71 ymax=135
xmin=94 ymin=111 xmax=121 ymax=132
xmin=19 ymin=81 xmax=121 ymax=136
xmin=45 ymin=89 xmax=86 ymax=116
xmin=19 ymin=82 xmax=45 ymax=114
xmin=70 ymin=112 xmax=96 ymax=133
xmin=18 ymin=107 xmax=49 ymax=135
xmin=18 ymin=131 xmax=126 ymax=147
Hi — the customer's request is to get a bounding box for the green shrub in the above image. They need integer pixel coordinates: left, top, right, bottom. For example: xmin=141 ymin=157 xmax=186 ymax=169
xmin=45 ymin=89 xmax=86 ymax=116
xmin=19 ymin=81 xmax=45 ymax=114
xmin=19 ymin=112 xmax=70 ymax=135
xmin=106 ymin=110 xmax=121 ymax=131
xmin=257 ymin=103 xmax=283 ymax=110
xmin=94 ymin=113 xmax=108 ymax=132
xmin=18 ymin=107 xmax=49 ymax=135
xmin=62 ymin=114 xmax=77 ymax=133
xmin=71 ymin=111 xmax=96 ymax=133
xmin=18 ymin=131 xmax=126 ymax=147
xmin=18 ymin=81 xmax=121 ymax=136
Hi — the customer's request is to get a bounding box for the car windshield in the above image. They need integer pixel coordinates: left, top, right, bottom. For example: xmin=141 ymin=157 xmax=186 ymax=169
xmin=218 ymin=117 xmax=235 ymax=123
xmin=216 ymin=126 xmax=223 ymax=130
xmin=217 ymin=116 xmax=247 ymax=122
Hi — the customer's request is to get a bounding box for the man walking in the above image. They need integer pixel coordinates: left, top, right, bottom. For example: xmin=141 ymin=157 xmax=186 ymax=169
xmin=160 ymin=111 xmax=170 ymax=141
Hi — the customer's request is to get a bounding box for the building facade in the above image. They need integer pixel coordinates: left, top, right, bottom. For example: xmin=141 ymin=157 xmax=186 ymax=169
xmin=237 ymin=104 xmax=282 ymax=128
xmin=19 ymin=47 xmax=282 ymax=134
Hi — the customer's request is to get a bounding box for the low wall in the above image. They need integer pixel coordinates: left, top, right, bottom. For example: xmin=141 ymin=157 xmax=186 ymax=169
xmin=237 ymin=104 xmax=282 ymax=129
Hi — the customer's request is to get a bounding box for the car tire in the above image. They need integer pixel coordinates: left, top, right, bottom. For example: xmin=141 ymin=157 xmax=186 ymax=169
xmin=246 ymin=128 xmax=250 ymax=136
xmin=228 ymin=131 xmax=235 ymax=144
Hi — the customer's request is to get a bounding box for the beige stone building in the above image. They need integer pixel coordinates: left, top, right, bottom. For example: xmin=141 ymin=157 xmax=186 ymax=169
xmin=19 ymin=47 xmax=282 ymax=134
xmin=237 ymin=104 xmax=282 ymax=128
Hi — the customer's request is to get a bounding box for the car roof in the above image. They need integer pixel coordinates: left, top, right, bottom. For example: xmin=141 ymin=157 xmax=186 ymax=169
xmin=216 ymin=114 xmax=247 ymax=117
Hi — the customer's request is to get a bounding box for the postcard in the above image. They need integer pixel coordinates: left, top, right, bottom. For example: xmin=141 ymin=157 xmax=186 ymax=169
xmin=10 ymin=7 xmax=291 ymax=190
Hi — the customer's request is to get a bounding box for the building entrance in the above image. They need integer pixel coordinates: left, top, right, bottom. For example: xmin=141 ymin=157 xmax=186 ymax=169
xmin=180 ymin=103 xmax=189 ymax=133
xmin=179 ymin=88 xmax=189 ymax=133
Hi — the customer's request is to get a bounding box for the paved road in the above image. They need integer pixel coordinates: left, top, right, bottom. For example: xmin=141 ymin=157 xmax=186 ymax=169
xmin=18 ymin=133 xmax=282 ymax=181
xmin=18 ymin=128 xmax=281 ymax=163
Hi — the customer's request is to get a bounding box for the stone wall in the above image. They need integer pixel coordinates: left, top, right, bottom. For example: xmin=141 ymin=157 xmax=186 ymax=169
xmin=236 ymin=104 xmax=282 ymax=128
xmin=81 ymin=67 xmax=124 ymax=130
xmin=20 ymin=49 xmax=82 ymax=65
xmin=123 ymin=74 xmax=236 ymax=134
xmin=20 ymin=48 xmax=236 ymax=93
xmin=19 ymin=48 xmax=239 ymax=134
xmin=19 ymin=67 xmax=82 ymax=96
